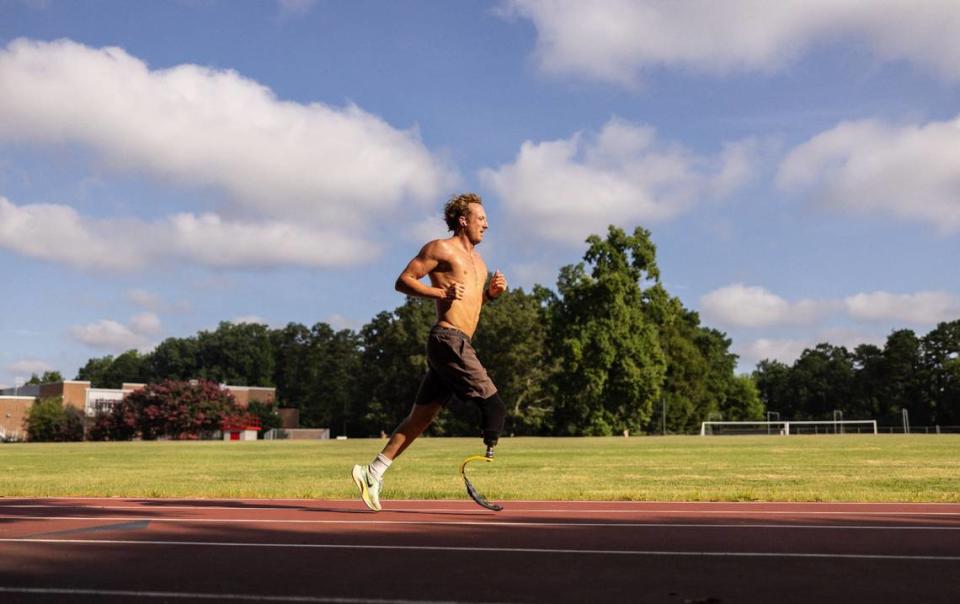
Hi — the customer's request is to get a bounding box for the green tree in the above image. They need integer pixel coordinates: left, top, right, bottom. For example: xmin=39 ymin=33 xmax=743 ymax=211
xmin=148 ymin=336 xmax=200 ymax=382
xmin=195 ymin=321 xmax=275 ymax=386
xmin=850 ymin=343 xmax=885 ymax=419
xmin=754 ymin=332 xmax=940 ymax=426
xmin=473 ymin=285 xmax=556 ymax=435
xmin=269 ymin=320 xmax=363 ymax=433
xmin=76 ymin=355 xmax=115 ymax=385
xmin=270 ymin=322 xmax=315 ymax=415
xmin=753 ymin=359 xmax=791 ymax=418
xmin=355 ymin=298 xmax=435 ymax=436
xmin=785 ymin=344 xmax=855 ymax=420
xmin=105 ymin=350 xmax=150 ymax=388
xmin=723 ymin=374 xmax=765 ymax=421
xmin=880 ymin=330 xmax=924 ymax=425
xmin=921 ymin=320 xmax=960 ymax=425
xmin=25 ymin=397 xmax=84 ymax=442
xmin=938 ymin=356 xmax=960 ymax=425
xmin=299 ymin=323 xmax=361 ymax=434
xmin=695 ymin=327 xmax=743 ymax=423
xmin=25 ymin=370 xmax=64 ymax=385
xmin=548 ymin=226 xmax=666 ymax=435
xmin=76 ymin=351 xmax=149 ymax=388
xmin=650 ymin=285 xmax=744 ymax=432
xmin=247 ymin=401 xmax=283 ymax=437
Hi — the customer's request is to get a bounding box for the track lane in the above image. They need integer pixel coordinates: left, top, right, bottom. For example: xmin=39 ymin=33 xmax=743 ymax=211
xmin=2 ymin=498 xmax=959 ymax=603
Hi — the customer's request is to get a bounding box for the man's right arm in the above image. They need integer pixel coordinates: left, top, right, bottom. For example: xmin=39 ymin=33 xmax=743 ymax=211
xmin=395 ymin=241 xmax=461 ymax=300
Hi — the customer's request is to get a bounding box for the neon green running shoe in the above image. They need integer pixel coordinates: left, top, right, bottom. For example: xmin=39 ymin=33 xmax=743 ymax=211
xmin=351 ymin=464 xmax=382 ymax=512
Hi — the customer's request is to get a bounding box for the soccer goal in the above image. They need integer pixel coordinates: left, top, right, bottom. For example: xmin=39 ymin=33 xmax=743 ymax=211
xmin=700 ymin=420 xmax=878 ymax=436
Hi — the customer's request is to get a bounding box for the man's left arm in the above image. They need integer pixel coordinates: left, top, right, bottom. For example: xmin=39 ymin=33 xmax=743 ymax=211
xmin=484 ymin=270 xmax=507 ymax=303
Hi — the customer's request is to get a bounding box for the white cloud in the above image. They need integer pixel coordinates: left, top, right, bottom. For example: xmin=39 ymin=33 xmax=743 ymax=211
xmin=736 ymin=329 xmax=887 ymax=367
xmin=480 ymin=118 xmax=754 ymax=245
xmin=712 ymin=139 xmax=760 ymax=197
xmin=777 ymin=116 xmax=960 ymax=233
xmin=704 ymin=284 xmax=960 ymax=332
xmin=7 ymin=359 xmax=51 ymax=375
xmin=700 ymin=284 xmax=830 ymax=328
xmin=499 ymin=0 xmax=960 ymax=87
xmin=0 ymin=38 xmax=456 ymax=231
xmin=737 ymin=338 xmax=813 ymax=366
xmin=0 ymin=196 xmax=146 ymax=270
xmin=407 ymin=213 xmax=450 ymax=243
xmin=129 ymin=312 xmax=162 ymax=336
xmin=0 ymin=196 xmax=379 ymax=270
xmin=844 ymin=291 xmax=960 ymax=324
xmin=69 ymin=320 xmax=148 ymax=351
xmin=127 ymin=289 xmax=163 ymax=311
xmin=69 ymin=312 xmax=163 ymax=351
xmin=167 ymin=212 xmax=380 ymax=268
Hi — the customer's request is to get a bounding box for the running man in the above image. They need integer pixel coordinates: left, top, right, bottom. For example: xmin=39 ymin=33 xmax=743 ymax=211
xmin=352 ymin=193 xmax=508 ymax=511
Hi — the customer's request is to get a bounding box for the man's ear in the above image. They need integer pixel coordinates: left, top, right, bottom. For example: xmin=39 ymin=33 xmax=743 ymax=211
xmin=459 ymin=216 xmax=468 ymax=228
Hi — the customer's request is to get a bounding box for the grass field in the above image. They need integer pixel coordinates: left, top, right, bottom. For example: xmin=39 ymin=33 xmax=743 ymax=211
xmin=2 ymin=435 xmax=959 ymax=502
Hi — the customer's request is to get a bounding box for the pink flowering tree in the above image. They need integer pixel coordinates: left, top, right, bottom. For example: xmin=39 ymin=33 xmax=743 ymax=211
xmin=89 ymin=380 xmax=239 ymax=440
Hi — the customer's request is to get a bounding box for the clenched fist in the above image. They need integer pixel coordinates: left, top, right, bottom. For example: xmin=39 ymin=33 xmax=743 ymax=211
xmin=441 ymin=282 xmax=465 ymax=301
xmin=486 ymin=270 xmax=507 ymax=300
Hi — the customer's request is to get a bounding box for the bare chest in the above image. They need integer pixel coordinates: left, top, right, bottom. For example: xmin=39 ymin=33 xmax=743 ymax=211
xmin=441 ymin=252 xmax=487 ymax=290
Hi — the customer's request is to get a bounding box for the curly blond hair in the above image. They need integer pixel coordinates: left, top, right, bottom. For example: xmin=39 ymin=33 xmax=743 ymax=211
xmin=443 ymin=193 xmax=483 ymax=232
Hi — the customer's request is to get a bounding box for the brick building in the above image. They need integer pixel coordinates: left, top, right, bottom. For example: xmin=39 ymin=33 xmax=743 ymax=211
xmin=0 ymin=395 xmax=33 ymax=441
xmin=0 ymin=380 xmax=276 ymax=441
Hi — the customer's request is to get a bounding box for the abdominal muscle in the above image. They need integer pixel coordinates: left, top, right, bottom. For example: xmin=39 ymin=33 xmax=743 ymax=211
xmin=431 ymin=275 xmax=483 ymax=338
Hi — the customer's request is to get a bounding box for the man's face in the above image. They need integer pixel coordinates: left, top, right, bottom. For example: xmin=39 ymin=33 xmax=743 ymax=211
xmin=461 ymin=203 xmax=488 ymax=244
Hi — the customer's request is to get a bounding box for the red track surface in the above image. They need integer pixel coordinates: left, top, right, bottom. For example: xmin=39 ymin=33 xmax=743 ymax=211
xmin=1 ymin=498 xmax=959 ymax=603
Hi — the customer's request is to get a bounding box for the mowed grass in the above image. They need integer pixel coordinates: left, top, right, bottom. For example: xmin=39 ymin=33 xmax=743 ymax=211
xmin=1 ymin=435 xmax=958 ymax=502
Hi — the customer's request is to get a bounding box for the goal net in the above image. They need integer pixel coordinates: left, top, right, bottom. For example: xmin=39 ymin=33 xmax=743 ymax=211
xmin=700 ymin=420 xmax=878 ymax=436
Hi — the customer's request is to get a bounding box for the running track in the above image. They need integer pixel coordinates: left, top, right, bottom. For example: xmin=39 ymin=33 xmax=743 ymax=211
xmin=1 ymin=498 xmax=959 ymax=603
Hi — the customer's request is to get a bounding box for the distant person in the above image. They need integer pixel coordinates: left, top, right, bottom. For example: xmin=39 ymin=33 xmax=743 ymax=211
xmin=351 ymin=193 xmax=508 ymax=511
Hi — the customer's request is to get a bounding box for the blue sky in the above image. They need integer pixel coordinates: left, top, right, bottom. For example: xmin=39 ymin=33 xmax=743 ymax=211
xmin=2 ymin=0 xmax=959 ymax=387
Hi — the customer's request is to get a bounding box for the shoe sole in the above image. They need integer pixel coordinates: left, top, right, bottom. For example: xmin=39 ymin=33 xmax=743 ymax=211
xmin=352 ymin=465 xmax=381 ymax=512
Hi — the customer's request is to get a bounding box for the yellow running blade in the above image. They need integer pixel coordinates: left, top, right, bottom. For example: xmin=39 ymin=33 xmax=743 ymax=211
xmin=459 ymin=454 xmax=492 ymax=476
xmin=460 ymin=454 xmax=502 ymax=512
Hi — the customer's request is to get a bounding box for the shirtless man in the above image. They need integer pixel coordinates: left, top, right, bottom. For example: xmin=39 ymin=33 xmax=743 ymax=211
xmin=351 ymin=193 xmax=508 ymax=512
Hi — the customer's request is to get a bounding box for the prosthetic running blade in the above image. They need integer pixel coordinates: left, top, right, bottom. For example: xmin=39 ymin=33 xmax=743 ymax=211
xmin=459 ymin=453 xmax=503 ymax=512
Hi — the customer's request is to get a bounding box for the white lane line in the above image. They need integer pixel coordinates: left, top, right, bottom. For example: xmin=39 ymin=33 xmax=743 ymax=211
xmin=1 ymin=538 xmax=958 ymax=561
xmin=3 ymin=505 xmax=960 ymax=516
xmin=0 ymin=586 xmax=480 ymax=603
xmin=3 ymin=515 xmax=960 ymax=530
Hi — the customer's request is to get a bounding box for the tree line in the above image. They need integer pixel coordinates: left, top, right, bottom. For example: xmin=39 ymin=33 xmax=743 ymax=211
xmin=72 ymin=226 xmax=759 ymax=437
xmin=70 ymin=225 xmax=959 ymax=436
xmin=754 ymin=323 xmax=960 ymax=428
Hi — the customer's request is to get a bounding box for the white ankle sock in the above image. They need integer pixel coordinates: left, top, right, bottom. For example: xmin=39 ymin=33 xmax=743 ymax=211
xmin=368 ymin=453 xmax=392 ymax=481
